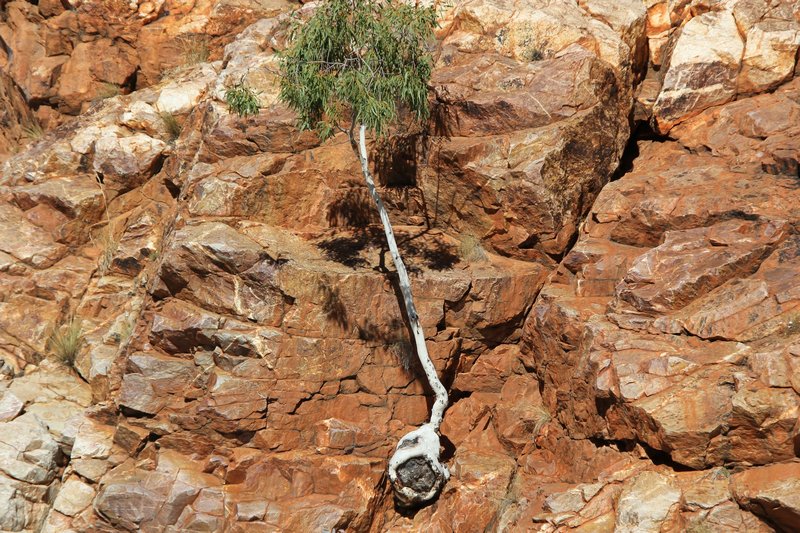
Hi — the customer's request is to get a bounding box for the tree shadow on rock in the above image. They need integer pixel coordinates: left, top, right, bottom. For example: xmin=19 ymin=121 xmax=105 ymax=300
xmin=319 ymin=281 xmax=418 ymax=372
xmin=326 ymin=181 xmax=377 ymax=228
xmin=375 ymin=134 xmax=419 ymax=188
xmin=316 ymin=227 xmax=459 ymax=272
xmin=316 ymin=227 xmax=385 ymax=268
xmin=318 ymin=282 xmax=350 ymax=332
xmin=397 ymin=231 xmax=459 ymax=271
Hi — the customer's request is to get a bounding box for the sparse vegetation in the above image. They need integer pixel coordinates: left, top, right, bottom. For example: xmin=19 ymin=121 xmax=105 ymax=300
xmin=96 ymin=227 xmax=119 ymax=274
xmin=22 ymin=122 xmax=44 ymax=140
xmin=225 ymin=79 xmax=261 ymax=117
xmin=532 ymin=405 xmax=551 ymax=435
xmin=458 ymin=233 xmax=487 ymax=262
xmin=179 ymin=34 xmax=211 ymax=66
xmin=160 ymin=111 xmax=182 ymax=141
xmin=48 ymin=318 xmax=84 ymax=367
xmin=519 ymin=31 xmax=551 ymax=62
xmin=95 ymin=82 xmax=121 ymax=101
xmin=278 ymin=0 xmax=448 ymax=507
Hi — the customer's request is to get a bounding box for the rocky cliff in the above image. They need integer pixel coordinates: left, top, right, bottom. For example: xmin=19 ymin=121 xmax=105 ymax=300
xmin=0 ymin=0 xmax=799 ymax=531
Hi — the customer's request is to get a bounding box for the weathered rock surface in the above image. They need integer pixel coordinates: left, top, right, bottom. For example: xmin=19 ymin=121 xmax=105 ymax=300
xmin=732 ymin=462 xmax=800 ymax=532
xmin=522 ymin=77 xmax=800 ymax=510
xmin=0 ymin=70 xmax=36 ymax=162
xmin=0 ymin=0 xmax=292 ymax=120
xmin=643 ymin=0 xmax=800 ymax=133
xmin=1 ymin=0 xmax=799 ymax=530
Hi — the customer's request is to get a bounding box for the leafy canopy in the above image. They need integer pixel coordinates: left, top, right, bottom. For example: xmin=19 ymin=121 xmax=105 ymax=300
xmin=278 ymin=0 xmax=437 ymax=140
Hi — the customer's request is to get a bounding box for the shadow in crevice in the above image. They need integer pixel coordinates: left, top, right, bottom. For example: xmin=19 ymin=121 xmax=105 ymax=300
xmin=587 ymin=435 xmax=695 ymax=473
xmin=611 ymin=121 xmax=668 ymax=181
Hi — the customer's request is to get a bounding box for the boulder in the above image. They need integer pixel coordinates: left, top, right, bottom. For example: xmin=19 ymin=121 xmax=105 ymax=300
xmin=52 ymin=477 xmax=95 ymax=517
xmin=732 ymin=462 xmax=800 ymax=532
xmin=653 ymin=10 xmax=744 ymax=133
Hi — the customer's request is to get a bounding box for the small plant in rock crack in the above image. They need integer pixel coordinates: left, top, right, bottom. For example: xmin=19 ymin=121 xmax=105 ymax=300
xmin=48 ymin=318 xmax=84 ymax=367
xmin=22 ymin=122 xmax=44 ymax=140
xmin=95 ymin=82 xmax=122 ymax=101
xmin=160 ymin=111 xmax=182 ymax=141
xmin=532 ymin=405 xmax=551 ymax=435
xmin=225 ymin=79 xmax=261 ymax=117
xmin=179 ymin=34 xmax=211 ymax=66
xmin=458 ymin=233 xmax=487 ymax=263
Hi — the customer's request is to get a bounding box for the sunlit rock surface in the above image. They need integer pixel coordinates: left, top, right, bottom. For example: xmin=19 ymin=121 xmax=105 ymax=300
xmin=0 ymin=0 xmax=799 ymax=530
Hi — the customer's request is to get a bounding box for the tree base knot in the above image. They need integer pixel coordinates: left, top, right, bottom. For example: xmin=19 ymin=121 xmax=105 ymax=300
xmin=388 ymin=423 xmax=449 ymax=508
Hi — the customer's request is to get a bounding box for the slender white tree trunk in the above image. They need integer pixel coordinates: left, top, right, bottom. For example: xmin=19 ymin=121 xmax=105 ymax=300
xmin=355 ymin=124 xmax=448 ymax=429
xmin=355 ymin=124 xmax=449 ymax=507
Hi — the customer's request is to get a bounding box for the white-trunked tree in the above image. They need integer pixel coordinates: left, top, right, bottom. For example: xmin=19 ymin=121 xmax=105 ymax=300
xmin=278 ymin=0 xmax=449 ymax=507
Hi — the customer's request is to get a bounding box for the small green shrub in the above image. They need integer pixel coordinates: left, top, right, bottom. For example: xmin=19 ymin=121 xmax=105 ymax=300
xmin=160 ymin=111 xmax=182 ymax=141
xmin=225 ymin=80 xmax=261 ymax=117
xmin=459 ymin=233 xmax=487 ymax=262
xmin=48 ymin=318 xmax=84 ymax=367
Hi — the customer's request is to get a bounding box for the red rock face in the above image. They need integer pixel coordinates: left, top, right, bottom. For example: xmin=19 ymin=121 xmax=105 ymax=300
xmin=0 ymin=0 xmax=288 ymax=121
xmin=0 ymin=70 xmax=36 ymax=161
xmin=522 ymin=80 xmax=800 ymax=528
xmin=1 ymin=0 xmax=799 ymax=531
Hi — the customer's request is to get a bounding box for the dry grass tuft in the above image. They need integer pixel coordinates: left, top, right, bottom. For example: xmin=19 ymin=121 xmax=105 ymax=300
xmin=22 ymin=122 xmax=45 ymax=140
xmin=459 ymin=233 xmax=487 ymax=263
xmin=95 ymin=82 xmax=121 ymax=101
xmin=179 ymin=34 xmax=211 ymax=66
xmin=160 ymin=111 xmax=182 ymax=141
xmin=48 ymin=318 xmax=84 ymax=367
xmin=532 ymin=405 xmax=551 ymax=435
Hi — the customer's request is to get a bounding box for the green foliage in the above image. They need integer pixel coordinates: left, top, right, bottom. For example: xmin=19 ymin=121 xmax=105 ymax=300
xmin=160 ymin=111 xmax=182 ymax=141
xmin=48 ymin=318 xmax=84 ymax=367
xmin=278 ymin=0 xmax=437 ymax=140
xmin=225 ymin=79 xmax=261 ymax=117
